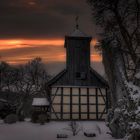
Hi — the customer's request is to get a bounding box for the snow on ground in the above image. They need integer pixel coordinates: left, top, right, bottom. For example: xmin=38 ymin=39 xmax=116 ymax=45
xmin=0 ymin=121 xmax=122 ymax=140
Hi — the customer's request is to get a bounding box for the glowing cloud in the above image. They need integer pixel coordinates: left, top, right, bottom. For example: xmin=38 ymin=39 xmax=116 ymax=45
xmin=0 ymin=39 xmax=101 ymax=65
xmin=0 ymin=39 xmax=64 ymax=50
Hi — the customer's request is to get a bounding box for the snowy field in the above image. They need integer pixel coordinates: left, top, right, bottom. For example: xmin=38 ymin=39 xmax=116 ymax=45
xmin=0 ymin=121 xmax=122 ymax=140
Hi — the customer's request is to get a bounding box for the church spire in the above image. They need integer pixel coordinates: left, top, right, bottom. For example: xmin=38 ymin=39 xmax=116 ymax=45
xmin=75 ymin=16 xmax=79 ymax=29
xmin=67 ymin=17 xmax=91 ymax=37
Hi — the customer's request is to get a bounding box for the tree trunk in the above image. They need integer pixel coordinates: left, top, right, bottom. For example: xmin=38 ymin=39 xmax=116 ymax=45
xmin=102 ymin=41 xmax=127 ymax=106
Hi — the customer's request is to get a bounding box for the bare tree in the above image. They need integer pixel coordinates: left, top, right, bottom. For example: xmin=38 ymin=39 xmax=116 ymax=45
xmin=14 ymin=57 xmax=50 ymax=117
xmin=0 ymin=58 xmax=50 ymax=117
xmin=0 ymin=61 xmax=17 ymax=91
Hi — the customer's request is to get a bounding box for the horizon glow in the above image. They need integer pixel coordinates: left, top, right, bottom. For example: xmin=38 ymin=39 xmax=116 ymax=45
xmin=0 ymin=39 xmax=102 ymax=65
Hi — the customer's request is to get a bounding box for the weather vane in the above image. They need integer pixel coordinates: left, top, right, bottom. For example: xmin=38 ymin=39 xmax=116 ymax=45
xmin=75 ymin=16 xmax=79 ymax=29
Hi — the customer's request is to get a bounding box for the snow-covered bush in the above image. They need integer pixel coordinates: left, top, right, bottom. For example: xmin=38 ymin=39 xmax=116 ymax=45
xmin=124 ymin=82 xmax=140 ymax=140
xmin=106 ymin=81 xmax=140 ymax=140
xmin=106 ymin=99 xmax=127 ymax=138
xmin=4 ymin=114 xmax=18 ymax=124
xmin=135 ymin=71 xmax=140 ymax=86
xmin=64 ymin=121 xmax=82 ymax=136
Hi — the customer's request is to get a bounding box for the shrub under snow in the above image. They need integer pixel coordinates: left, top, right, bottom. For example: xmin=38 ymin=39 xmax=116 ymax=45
xmin=106 ymin=81 xmax=140 ymax=140
xmin=4 ymin=114 xmax=18 ymax=124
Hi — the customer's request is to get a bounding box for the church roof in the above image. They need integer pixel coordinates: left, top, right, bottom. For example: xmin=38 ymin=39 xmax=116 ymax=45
xmin=47 ymin=68 xmax=108 ymax=88
xmin=69 ymin=28 xmax=89 ymax=37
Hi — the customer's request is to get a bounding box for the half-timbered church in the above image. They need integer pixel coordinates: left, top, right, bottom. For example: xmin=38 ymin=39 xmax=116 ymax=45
xmin=47 ymin=23 xmax=109 ymax=120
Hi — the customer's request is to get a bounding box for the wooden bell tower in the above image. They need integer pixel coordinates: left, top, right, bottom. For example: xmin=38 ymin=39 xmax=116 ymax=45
xmin=65 ymin=27 xmax=92 ymax=81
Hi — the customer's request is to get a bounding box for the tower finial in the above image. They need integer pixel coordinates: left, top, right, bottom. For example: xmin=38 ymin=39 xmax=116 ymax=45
xmin=75 ymin=16 xmax=79 ymax=29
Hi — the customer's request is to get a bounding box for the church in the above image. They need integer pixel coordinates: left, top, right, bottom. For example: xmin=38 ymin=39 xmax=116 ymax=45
xmin=47 ymin=23 xmax=109 ymax=120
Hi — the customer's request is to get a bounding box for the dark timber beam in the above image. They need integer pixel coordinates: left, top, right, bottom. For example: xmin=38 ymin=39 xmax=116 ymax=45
xmin=87 ymin=88 xmax=90 ymax=119
xmin=96 ymin=88 xmax=98 ymax=120
xmin=106 ymin=88 xmax=108 ymax=113
xmin=79 ymin=88 xmax=81 ymax=119
xmin=61 ymin=87 xmax=63 ymax=120
xmin=51 ymin=87 xmax=60 ymax=119
xmin=99 ymin=107 xmax=106 ymax=119
xmin=49 ymin=87 xmax=52 ymax=119
xmin=52 ymin=87 xmax=59 ymax=102
xmin=70 ymin=88 xmax=72 ymax=120
xmin=98 ymin=88 xmax=106 ymax=102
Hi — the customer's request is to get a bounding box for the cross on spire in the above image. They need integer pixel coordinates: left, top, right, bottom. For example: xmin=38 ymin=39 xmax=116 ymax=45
xmin=75 ymin=16 xmax=79 ymax=29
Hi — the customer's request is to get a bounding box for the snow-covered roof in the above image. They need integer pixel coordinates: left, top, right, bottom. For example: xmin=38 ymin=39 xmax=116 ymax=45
xmin=32 ymin=98 xmax=49 ymax=106
xmin=68 ymin=28 xmax=89 ymax=37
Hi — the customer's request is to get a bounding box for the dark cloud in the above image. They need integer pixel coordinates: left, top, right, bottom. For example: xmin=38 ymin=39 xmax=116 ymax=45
xmin=0 ymin=0 xmax=97 ymax=39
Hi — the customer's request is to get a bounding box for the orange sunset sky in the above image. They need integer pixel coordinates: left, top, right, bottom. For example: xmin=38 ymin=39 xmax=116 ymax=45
xmin=0 ymin=39 xmax=102 ymax=65
xmin=0 ymin=0 xmax=104 ymax=75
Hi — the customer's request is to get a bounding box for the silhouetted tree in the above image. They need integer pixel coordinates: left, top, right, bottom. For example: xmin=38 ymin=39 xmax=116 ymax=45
xmin=88 ymin=0 xmax=140 ymax=139
xmin=15 ymin=57 xmax=50 ymax=117
xmin=0 ymin=58 xmax=50 ymax=117
xmin=0 ymin=61 xmax=18 ymax=91
xmin=88 ymin=0 xmax=140 ymax=78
